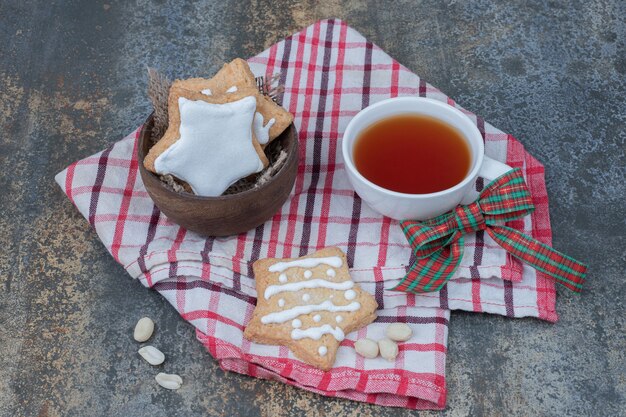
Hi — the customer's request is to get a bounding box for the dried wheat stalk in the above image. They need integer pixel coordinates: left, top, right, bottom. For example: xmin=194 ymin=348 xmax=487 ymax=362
xmin=147 ymin=67 xmax=172 ymax=144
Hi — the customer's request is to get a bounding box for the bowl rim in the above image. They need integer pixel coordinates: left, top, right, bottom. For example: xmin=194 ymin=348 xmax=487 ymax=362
xmin=137 ymin=112 xmax=299 ymax=202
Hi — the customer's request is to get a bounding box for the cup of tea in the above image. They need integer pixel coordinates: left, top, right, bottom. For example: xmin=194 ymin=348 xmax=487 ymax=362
xmin=341 ymin=97 xmax=513 ymax=220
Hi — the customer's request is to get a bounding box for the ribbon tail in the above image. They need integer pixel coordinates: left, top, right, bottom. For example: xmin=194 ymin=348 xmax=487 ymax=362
xmin=486 ymin=226 xmax=587 ymax=293
xmin=391 ymin=239 xmax=464 ymax=293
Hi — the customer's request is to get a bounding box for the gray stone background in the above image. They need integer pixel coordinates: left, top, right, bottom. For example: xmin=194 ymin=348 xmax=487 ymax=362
xmin=1 ymin=1 xmax=624 ymax=416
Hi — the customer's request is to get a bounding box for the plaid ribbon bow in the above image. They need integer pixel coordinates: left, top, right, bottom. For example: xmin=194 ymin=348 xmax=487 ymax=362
xmin=393 ymin=169 xmax=587 ymax=294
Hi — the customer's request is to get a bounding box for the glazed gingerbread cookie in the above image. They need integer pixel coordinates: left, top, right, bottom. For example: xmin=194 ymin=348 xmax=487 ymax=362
xmin=173 ymin=59 xmax=293 ymax=145
xmin=143 ymin=86 xmax=269 ymax=197
xmin=173 ymin=58 xmax=257 ymax=96
xmin=244 ymin=247 xmax=378 ymax=371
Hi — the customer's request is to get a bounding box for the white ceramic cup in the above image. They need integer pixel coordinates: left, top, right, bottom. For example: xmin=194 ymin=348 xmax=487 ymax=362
xmin=341 ymin=97 xmax=513 ymax=220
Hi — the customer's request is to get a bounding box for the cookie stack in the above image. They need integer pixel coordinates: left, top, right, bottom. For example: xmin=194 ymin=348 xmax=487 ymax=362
xmin=143 ymin=59 xmax=293 ymax=197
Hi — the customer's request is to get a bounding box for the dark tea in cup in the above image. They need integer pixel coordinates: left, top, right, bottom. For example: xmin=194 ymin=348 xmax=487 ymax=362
xmin=353 ymin=114 xmax=471 ymax=194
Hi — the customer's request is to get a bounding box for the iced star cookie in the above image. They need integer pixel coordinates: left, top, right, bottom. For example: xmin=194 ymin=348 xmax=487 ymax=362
xmin=244 ymin=247 xmax=378 ymax=371
xmin=143 ymin=87 xmax=269 ymax=197
xmin=173 ymin=58 xmax=257 ymax=96
xmin=173 ymin=59 xmax=293 ymax=145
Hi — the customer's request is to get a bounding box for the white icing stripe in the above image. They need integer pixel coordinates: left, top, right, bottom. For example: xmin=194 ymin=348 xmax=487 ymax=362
xmin=268 ymin=256 xmax=343 ymax=273
xmin=253 ymin=113 xmax=275 ymax=145
xmin=260 ymin=301 xmax=361 ymax=324
xmin=264 ymin=279 xmax=353 ymax=299
xmin=226 ymin=85 xmax=238 ymax=93
xmin=291 ymin=325 xmax=345 ymax=341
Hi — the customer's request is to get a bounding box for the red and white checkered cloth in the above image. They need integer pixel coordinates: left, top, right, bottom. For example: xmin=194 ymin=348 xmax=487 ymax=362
xmin=55 ymin=19 xmax=558 ymax=409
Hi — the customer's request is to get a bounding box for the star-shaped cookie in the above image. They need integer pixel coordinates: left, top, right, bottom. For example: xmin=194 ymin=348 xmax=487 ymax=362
xmin=244 ymin=247 xmax=378 ymax=371
xmin=173 ymin=58 xmax=257 ymax=96
xmin=144 ymin=87 xmax=268 ymax=197
xmin=173 ymin=58 xmax=293 ymax=145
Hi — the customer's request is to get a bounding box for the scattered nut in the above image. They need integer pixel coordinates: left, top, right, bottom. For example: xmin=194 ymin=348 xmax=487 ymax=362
xmin=134 ymin=317 xmax=154 ymax=342
xmin=378 ymin=338 xmax=399 ymax=361
xmin=155 ymin=372 xmax=183 ymax=390
xmin=354 ymin=338 xmax=379 ymax=359
xmin=138 ymin=346 xmax=165 ymax=366
xmin=386 ymin=323 xmax=413 ymax=342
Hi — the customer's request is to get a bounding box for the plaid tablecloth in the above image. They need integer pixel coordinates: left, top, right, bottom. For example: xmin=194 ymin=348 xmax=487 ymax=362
xmin=56 ymin=18 xmax=557 ymax=409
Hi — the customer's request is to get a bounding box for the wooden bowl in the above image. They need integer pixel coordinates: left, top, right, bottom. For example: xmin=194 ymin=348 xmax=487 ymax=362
xmin=137 ymin=113 xmax=298 ymax=237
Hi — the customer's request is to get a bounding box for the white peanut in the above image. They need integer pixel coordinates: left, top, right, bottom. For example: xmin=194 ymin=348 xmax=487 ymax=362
xmin=138 ymin=346 xmax=165 ymax=366
xmin=155 ymin=373 xmax=183 ymax=390
xmin=386 ymin=323 xmax=413 ymax=342
xmin=378 ymin=338 xmax=399 ymax=361
xmin=134 ymin=317 xmax=154 ymax=342
xmin=354 ymin=338 xmax=379 ymax=359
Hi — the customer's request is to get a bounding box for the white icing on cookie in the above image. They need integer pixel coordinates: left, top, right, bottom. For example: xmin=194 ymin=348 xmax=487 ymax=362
xmin=260 ymin=301 xmax=361 ymax=324
xmin=318 ymin=346 xmax=327 ymax=356
xmin=335 ymin=315 xmax=343 ymax=323
xmin=252 ymin=113 xmax=276 ymax=145
xmin=344 ymin=290 xmax=356 ymax=300
xmin=326 ymin=269 xmax=336 ymax=277
xmin=303 ymin=270 xmax=313 ymax=279
xmin=302 ymin=293 xmax=311 ymax=302
xmin=154 ymin=96 xmax=264 ymax=197
xmin=264 ymin=279 xmax=353 ymax=299
xmin=291 ymin=325 xmax=345 ymax=341
xmin=278 ymin=273 xmax=287 ymax=283
xmin=268 ymin=256 xmax=343 ymax=273
xmin=292 ymin=319 xmax=302 ymax=328
xmin=278 ymin=298 xmax=285 ymax=307
xmin=313 ymin=314 xmax=321 ymax=322
xmin=201 ymin=88 xmax=212 ymax=96
xmin=226 ymin=85 xmax=238 ymax=93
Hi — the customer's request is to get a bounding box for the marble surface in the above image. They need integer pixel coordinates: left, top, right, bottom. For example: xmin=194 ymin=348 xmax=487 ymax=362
xmin=0 ymin=1 xmax=623 ymax=416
